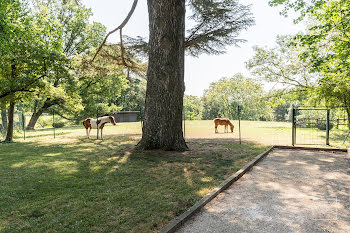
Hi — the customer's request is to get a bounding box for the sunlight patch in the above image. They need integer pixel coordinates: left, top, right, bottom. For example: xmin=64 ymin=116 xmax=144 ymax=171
xmin=196 ymin=187 xmax=211 ymax=196
xmin=90 ymin=165 xmax=103 ymax=171
xmin=118 ymin=152 xmax=131 ymax=164
xmin=184 ymin=168 xmax=193 ymax=186
xmin=201 ymin=177 xmax=213 ymax=182
xmin=11 ymin=162 xmax=26 ymax=168
xmin=43 ymin=153 xmax=61 ymax=157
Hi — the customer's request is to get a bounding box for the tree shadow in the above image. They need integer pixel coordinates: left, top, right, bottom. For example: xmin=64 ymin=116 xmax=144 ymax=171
xmin=0 ymin=134 xmax=268 ymax=233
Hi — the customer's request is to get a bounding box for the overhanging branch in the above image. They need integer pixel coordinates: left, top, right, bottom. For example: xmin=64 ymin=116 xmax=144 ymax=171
xmin=91 ymin=0 xmax=138 ymax=64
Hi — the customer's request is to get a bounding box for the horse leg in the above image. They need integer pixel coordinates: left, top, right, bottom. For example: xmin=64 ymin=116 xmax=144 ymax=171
xmin=215 ymin=125 xmax=218 ymax=133
xmin=100 ymin=128 xmax=103 ymax=139
xmin=88 ymin=128 xmax=91 ymax=138
xmin=86 ymin=128 xmax=89 ymax=138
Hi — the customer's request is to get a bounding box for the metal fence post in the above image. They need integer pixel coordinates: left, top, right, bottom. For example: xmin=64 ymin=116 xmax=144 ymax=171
xmin=292 ymin=108 xmax=296 ymax=146
xmin=140 ymin=107 xmax=143 ymax=130
xmin=238 ymin=105 xmax=241 ymax=144
xmin=183 ymin=106 xmax=186 ymax=141
xmin=96 ymin=109 xmax=99 ymax=139
xmin=22 ymin=111 xmax=25 ymax=140
xmin=326 ymin=109 xmax=330 ymax=145
xmin=53 ymin=109 xmax=55 ymax=139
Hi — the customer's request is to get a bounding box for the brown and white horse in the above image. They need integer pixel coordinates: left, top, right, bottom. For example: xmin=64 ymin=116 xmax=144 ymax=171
xmin=214 ymin=118 xmax=234 ymax=133
xmin=83 ymin=116 xmax=116 ymax=139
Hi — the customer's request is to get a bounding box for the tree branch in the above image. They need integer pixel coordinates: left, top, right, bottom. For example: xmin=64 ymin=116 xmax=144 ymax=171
xmin=91 ymin=0 xmax=138 ymax=63
xmin=0 ymin=74 xmax=46 ymax=99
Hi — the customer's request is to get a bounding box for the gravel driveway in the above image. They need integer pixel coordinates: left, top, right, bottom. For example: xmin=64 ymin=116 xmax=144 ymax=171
xmin=176 ymin=149 xmax=350 ymax=233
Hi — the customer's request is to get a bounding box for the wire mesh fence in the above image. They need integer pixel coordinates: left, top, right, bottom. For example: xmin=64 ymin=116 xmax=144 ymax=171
xmin=0 ymin=108 xmax=144 ymax=142
xmin=1 ymin=105 xmax=350 ymax=147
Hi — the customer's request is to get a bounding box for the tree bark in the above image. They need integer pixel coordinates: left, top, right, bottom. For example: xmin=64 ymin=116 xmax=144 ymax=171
xmin=1 ymin=105 xmax=8 ymax=131
xmin=4 ymin=101 xmax=15 ymax=142
xmin=136 ymin=0 xmax=188 ymax=151
xmin=26 ymin=98 xmax=56 ymax=130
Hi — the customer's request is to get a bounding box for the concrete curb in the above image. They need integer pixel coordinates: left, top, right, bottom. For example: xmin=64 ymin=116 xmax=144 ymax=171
xmin=158 ymin=145 xmax=348 ymax=233
xmin=275 ymin=145 xmax=347 ymax=152
xmin=158 ymin=145 xmax=275 ymax=233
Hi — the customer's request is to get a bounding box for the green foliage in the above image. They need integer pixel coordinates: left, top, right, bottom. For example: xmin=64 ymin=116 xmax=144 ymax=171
xmin=0 ymin=0 xmax=64 ymax=102
xmin=201 ymin=74 xmax=272 ymax=121
xmin=36 ymin=116 xmax=52 ymax=128
xmin=125 ymin=0 xmax=255 ymax=57
xmin=246 ymin=36 xmax=317 ymax=90
xmin=186 ymin=0 xmax=255 ymax=56
xmin=281 ymin=0 xmax=350 ymax=127
xmin=73 ymin=47 xmax=131 ymax=118
xmin=117 ymin=78 xmax=146 ymax=112
xmin=315 ymin=122 xmax=333 ymax=130
xmin=24 ymin=0 xmax=107 ymax=119
xmin=53 ymin=122 xmax=65 ymax=128
xmin=184 ymin=95 xmax=202 ymax=120
xmin=268 ymin=0 xmax=325 ymax=22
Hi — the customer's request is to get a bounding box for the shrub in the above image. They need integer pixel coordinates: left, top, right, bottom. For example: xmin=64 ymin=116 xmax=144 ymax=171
xmin=37 ymin=117 xmax=52 ymax=128
xmin=53 ymin=122 xmax=65 ymax=128
xmin=315 ymin=122 xmax=334 ymax=130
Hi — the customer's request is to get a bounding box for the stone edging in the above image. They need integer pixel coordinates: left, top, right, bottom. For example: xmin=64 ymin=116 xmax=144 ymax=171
xmin=158 ymin=145 xmax=275 ymax=233
xmin=158 ymin=145 xmax=348 ymax=233
xmin=274 ymin=145 xmax=347 ymax=152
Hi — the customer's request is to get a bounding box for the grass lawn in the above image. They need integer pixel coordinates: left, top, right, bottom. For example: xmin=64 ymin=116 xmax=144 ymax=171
xmin=0 ymin=122 xmax=269 ymax=233
xmin=1 ymin=120 xmax=348 ymax=232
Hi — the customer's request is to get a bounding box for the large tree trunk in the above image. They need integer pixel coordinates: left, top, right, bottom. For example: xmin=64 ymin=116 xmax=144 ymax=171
xmin=26 ymin=98 xmax=56 ymax=130
xmin=4 ymin=101 xmax=15 ymax=142
xmin=136 ymin=0 xmax=188 ymax=151
xmin=1 ymin=105 xmax=8 ymax=131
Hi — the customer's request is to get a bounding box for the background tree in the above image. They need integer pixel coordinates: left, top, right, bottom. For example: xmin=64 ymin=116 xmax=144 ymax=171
xmin=0 ymin=0 xmax=58 ymax=141
xmin=201 ymin=74 xmax=272 ymax=121
xmin=73 ymin=47 xmax=134 ymax=120
xmin=25 ymin=0 xmax=106 ymax=129
xmin=184 ymin=95 xmax=203 ymax=120
xmin=270 ymin=0 xmax=350 ymax=127
xmin=246 ymin=36 xmax=317 ymax=91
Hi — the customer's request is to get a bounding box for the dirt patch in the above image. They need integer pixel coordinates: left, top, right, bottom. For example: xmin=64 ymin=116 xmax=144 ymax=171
xmin=176 ymin=149 xmax=350 ymax=233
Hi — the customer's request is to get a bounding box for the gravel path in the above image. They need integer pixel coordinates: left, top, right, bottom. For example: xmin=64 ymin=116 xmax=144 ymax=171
xmin=176 ymin=149 xmax=350 ymax=233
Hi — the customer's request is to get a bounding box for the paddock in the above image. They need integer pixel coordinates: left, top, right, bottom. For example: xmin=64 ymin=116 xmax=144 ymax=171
xmin=2 ymin=120 xmax=350 ymax=147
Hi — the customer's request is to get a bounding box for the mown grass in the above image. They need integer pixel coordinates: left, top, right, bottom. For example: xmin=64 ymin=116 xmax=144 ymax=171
xmin=2 ymin=120 xmax=348 ymax=232
xmin=0 ymin=128 xmax=268 ymax=233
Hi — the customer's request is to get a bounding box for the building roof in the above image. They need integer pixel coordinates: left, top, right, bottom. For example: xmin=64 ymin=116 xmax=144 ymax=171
xmin=113 ymin=111 xmax=140 ymax=114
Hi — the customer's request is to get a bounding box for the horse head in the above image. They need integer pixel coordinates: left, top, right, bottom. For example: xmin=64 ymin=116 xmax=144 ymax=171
xmin=109 ymin=116 xmax=116 ymax=125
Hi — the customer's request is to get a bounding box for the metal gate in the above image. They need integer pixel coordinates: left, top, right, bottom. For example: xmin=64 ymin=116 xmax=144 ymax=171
xmin=292 ymin=108 xmax=330 ymax=146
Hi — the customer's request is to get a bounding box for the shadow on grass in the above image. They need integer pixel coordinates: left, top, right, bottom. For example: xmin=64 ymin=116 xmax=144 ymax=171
xmin=0 ymin=134 xmax=267 ymax=233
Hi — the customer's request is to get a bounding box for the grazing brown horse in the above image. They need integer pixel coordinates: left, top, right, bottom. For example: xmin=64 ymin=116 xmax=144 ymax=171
xmin=214 ymin=118 xmax=234 ymax=133
xmin=83 ymin=116 xmax=116 ymax=139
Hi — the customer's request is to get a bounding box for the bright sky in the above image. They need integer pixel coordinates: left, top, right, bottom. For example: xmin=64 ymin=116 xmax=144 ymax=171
xmin=81 ymin=0 xmax=305 ymax=97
